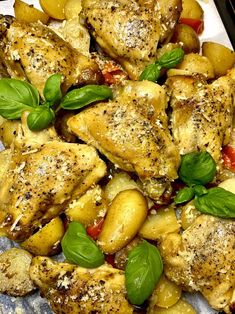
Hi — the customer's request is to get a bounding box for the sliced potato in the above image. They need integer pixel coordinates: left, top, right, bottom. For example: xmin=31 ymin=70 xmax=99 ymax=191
xmin=172 ymin=24 xmax=200 ymax=54
xmin=104 ymin=172 xmax=141 ymax=203
xmin=181 ymin=201 xmax=201 ymax=230
xmin=219 ymin=178 xmax=235 ymax=194
xmin=148 ymin=275 xmax=181 ymax=309
xmin=0 ymin=248 xmax=35 ymax=296
xmin=202 ymin=42 xmax=235 ymax=77
xmin=98 ymin=189 xmax=147 ymax=254
xmin=66 ymin=185 xmax=107 ymax=226
xmin=14 ymin=0 xmax=49 ymax=24
xmin=181 ymin=0 xmax=203 ymax=20
xmin=39 ymin=0 xmax=68 ymax=20
xmin=176 ymin=53 xmax=215 ymax=79
xmin=64 ymin=0 xmax=82 ymax=20
xmin=147 ymin=298 xmax=196 ymax=314
xmin=21 ymin=217 xmax=64 ymax=256
xmin=139 ymin=207 xmax=180 ymax=240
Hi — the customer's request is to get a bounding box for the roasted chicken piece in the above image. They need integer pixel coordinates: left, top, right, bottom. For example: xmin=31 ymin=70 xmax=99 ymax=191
xmin=82 ymin=0 xmax=181 ymax=80
xmin=30 ymin=257 xmax=134 ymax=314
xmin=0 ymin=15 xmax=102 ymax=96
xmin=68 ymin=80 xmax=180 ymax=201
xmin=166 ymin=72 xmax=235 ymax=162
xmin=160 ymin=215 xmax=235 ymax=313
xmin=0 ymin=114 xmax=106 ymax=241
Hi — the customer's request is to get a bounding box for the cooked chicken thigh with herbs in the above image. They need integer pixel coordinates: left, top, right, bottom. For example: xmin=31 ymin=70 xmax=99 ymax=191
xmin=82 ymin=0 xmax=181 ymax=79
xmin=0 ymin=115 xmax=106 ymax=241
xmin=0 ymin=15 xmax=102 ymax=96
xmin=160 ymin=215 xmax=235 ymax=313
xmin=68 ymin=80 xmax=180 ymax=201
xmin=30 ymin=257 xmax=134 ymax=314
xmin=166 ymin=72 xmax=235 ymax=162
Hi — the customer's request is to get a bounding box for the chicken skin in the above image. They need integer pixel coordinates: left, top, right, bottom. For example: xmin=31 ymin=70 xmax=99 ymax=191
xmin=160 ymin=215 xmax=235 ymax=313
xmin=30 ymin=257 xmax=133 ymax=314
xmin=68 ymin=80 xmax=180 ymax=201
xmin=166 ymin=72 xmax=235 ymax=163
xmin=82 ymin=0 xmax=181 ymax=79
xmin=0 ymin=15 xmax=102 ymax=96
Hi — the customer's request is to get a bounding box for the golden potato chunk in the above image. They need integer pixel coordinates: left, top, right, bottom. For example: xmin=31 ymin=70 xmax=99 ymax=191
xmin=202 ymin=42 xmax=235 ymax=77
xmin=147 ymin=298 xmax=196 ymax=314
xmin=39 ymin=0 xmax=67 ymax=20
xmin=14 ymin=0 xmax=49 ymax=24
xmin=64 ymin=0 xmax=82 ymax=20
xmin=181 ymin=0 xmax=203 ymax=20
xmin=0 ymin=248 xmax=35 ymax=296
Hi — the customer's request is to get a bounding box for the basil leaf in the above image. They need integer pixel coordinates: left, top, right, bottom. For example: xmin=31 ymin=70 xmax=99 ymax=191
xmin=60 ymin=85 xmax=113 ymax=110
xmin=43 ymin=74 xmax=62 ymax=104
xmin=179 ymin=151 xmax=216 ymax=186
xmin=27 ymin=106 xmax=55 ymax=131
xmin=0 ymin=78 xmax=39 ymax=119
xmin=61 ymin=221 xmax=104 ymax=268
xmin=158 ymin=48 xmax=184 ymax=69
xmin=193 ymin=185 xmax=208 ymax=197
xmin=194 ymin=187 xmax=235 ymax=218
xmin=125 ymin=240 xmax=163 ymax=305
xmin=175 ymin=186 xmax=195 ymax=204
xmin=139 ymin=64 xmax=161 ymax=81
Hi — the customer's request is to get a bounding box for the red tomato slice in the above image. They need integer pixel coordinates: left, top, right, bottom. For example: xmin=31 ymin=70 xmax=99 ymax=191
xmin=222 ymin=145 xmax=235 ymax=171
xmin=179 ymin=18 xmax=204 ymax=34
xmin=86 ymin=218 xmax=104 ymax=240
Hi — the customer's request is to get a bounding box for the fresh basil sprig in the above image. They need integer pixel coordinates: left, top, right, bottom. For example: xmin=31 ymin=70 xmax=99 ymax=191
xmin=27 ymin=106 xmax=55 ymax=132
xmin=194 ymin=187 xmax=235 ymax=218
xmin=179 ymin=151 xmax=216 ymax=186
xmin=0 ymin=78 xmax=39 ymax=119
xmin=61 ymin=221 xmax=105 ymax=268
xmin=139 ymin=48 xmax=184 ymax=82
xmin=60 ymin=85 xmax=113 ymax=110
xmin=43 ymin=73 xmax=63 ymax=105
xmin=175 ymin=186 xmax=195 ymax=204
xmin=125 ymin=240 xmax=163 ymax=305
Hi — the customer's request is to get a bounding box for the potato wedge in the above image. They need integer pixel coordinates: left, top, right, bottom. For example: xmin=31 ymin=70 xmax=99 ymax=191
xmin=147 ymin=298 xmax=196 ymax=314
xmin=39 ymin=0 xmax=67 ymax=20
xmin=202 ymin=42 xmax=235 ymax=77
xmin=14 ymin=0 xmax=49 ymax=24
xmin=176 ymin=53 xmax=215 ymax=79
xmin=148 ymin=275 xmax=181 ymax=309
xmin=104 ymin=172 xmax=141 ymax=203
xmin=66 ymin=185 xmax=107 ymax=226
xmin=98 ymin=189 xmax=147 ymax=254
xmin=181 ymin=201 xmax=201 ymax=230
xmin=21 ymin=217 xmax=64 ymax=256
xmin=139 ymin=207 xmax=180 ymax=240
xmin=181 ymin=0 xmax=203 ymax=20
xmin=172 ymin=24 xmax=200 ymax=54
xmin=0 ymin=248 xmax=35 ymax=296
xmin=64 ymin=0 xmax=82 ymax=20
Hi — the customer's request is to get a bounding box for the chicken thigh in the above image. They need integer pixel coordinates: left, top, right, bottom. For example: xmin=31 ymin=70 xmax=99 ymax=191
xmin=30 ymin=257 xmax=133 ymax=314
xmin=82 ymin=0 xmax=181 ymax=79
xmin=0 ymin=15 xmax=102 ymax=96
xmin=68 ymin=80 xmax=180 ymax=201
xmin=160 ymin=215 xmax=235 ymax=313
xmin=166 ymin=72 xmax=235 ymax=163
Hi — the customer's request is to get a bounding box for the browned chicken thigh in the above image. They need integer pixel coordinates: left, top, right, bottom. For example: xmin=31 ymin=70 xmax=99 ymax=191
xmin=30 ymin=257 xmax=133 ymax=314
xmin=82 ymin=0 xmax=181 ymax=79
xmin=0 ymin=15 xmax=102 ymax=96
xmin=68 ymin=80 xmax=180 ymax=201
xmin=160 ymin=215 xmax=235 ymax=313
xmin=166 ymin=71 xmax=235 ymax=162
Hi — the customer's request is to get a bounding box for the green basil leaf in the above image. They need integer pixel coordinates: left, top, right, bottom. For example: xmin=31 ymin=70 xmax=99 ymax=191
xmin=194 ymin=187 xmax=235 ymax=218
xmin=179 ymin=151 xmax=216 ymax=186
xmin=175 ymin=186 xmax=195 ymax=204
xmin=125 ymin=240 xmax=163 ymax=305
xmin=139 ymin=64 xmax=161 ymax=81
xmin=60 ymin=85 xmax=113 ymax=110
xmin=61 ymin=221 xmax=104 ymax=268
xmin=193 ymin=185 xmax=208 ymax=197
xmin=0 ymin=78 xmax=39 ymax=119
xmin=158 ymin=48 xmax=184 ymax=69
xmin=27 ymin=106 xmax=55 ymax=131
xmin=43 ymin=74 xmax=62 ymax=104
